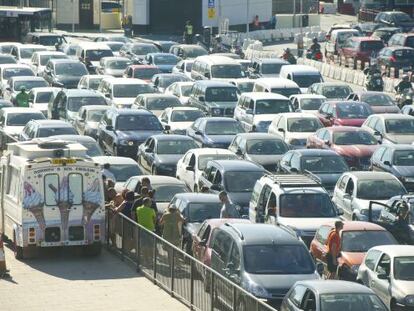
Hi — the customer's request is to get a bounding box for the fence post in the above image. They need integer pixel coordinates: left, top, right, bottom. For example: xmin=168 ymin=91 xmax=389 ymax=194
xmin=232 ymin=286 xmax=237 ymax=310
xmin=170 ymin=247 xmax=175 ymax=297
xmin=190 ymin=259 xmax=194 ymax=310
xmin=136 ymin=226 xmax=140 ymax=272
xmin=106 ymin=209 xmax=110 ymax=247
xmin=121 ymin=216 xmax=125 ymax=260
xmin=210 ymin=273 xmax=214 ymax=311
xmin=153 ymin=236 xmax=157 ymax=283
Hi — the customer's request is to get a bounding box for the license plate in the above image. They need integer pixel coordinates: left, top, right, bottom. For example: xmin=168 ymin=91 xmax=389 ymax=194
xmin=51 ymin=158 xmax=77 ymax=165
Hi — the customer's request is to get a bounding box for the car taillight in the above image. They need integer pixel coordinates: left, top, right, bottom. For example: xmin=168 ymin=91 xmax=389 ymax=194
xmin=390 ymin=55 xmax=396 ymax=62
xmin=28 ymin=227 xmax=36 ymax=244
xmin=94 ymin=224 xmax=100 ymax=241
xmin=315 ymin=52 xmax=322 ymax=60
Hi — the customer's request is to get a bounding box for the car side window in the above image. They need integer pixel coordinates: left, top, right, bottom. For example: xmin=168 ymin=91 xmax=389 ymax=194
xmin=365 ymin=116 xmax=376 ymax=128
xmin=213 ymin=171 xmax=222 ymax=185
xmin=315 ymin=225 xmax=331 ymax=244
xmin=365 ymin=249 xmax=382 ymax=271
xmin=258 ymin=184 xmax=272 ymax=212
xmin=375 ymin=253 xmax=391 ymax=276
xmin=322 ymin=130 xmax=330 ymax=141
xmin=288 ymin=285 xmax=307 ymax=308
xmin=345 ymin=177 xmax=355 ymax=195
xmin=301 ymin=289 xmax=317 ymax=311
xmin=211 ymin=231 xmax=232 ymax=261
xmin=290 ymin=153 xmax=301 ymax=169
xmin=337 ymin=175 xmax=348 ymax=190
xmin=207 ymin=166 xmax=218 ymax=182
xmin=228 ymin=243 xmax=240 ymax=271
xmin=373 ymin=119 xmax=384 ymax=133
xmin=381 ymin=148 xmax=393 ymax=163
xmin=373 ymin=147 xmax=386 ymax=162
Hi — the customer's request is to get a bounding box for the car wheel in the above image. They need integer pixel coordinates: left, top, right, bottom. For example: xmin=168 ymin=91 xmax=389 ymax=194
xmin=390 ymin=299 xmax=398 ymax=311
xmin=13 ymin=231 xmax=23 ymax=260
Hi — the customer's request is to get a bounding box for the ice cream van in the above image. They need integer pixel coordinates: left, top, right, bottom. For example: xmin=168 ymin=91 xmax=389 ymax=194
xmin=0 ymin=139 xmax=105 ymax=259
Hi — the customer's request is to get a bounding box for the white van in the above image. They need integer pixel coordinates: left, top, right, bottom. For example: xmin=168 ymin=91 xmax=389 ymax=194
xmin=191 ymin=55 xmax=243 ymax=81
xmin=279 ymin=65 xmax=324 ymax=93
xmin=1 ymin=139 xmax=106 ymax=258
xmin=252 ymin=78 xmax=301 ymax=97
xmin=75 ymin=42 xmax=114 ymax=69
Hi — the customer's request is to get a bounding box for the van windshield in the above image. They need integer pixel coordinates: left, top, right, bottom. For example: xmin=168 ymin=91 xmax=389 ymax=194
xmin=6 ymin=112 xmax=45 ymax=125
xmin=35 ymin=91 xmax=53 ymax=103
xmin=271 ymin=88 xmax=300 ymax=97
xmin=67 ymin=96 xmax=106 ymax=112
xmin=292 ymin=74 xmax=322 ymax=88
xmin=113 ymin=84 xmax=154 ymax=98
xmin=134 ymin=68 xmax=160 ymax=79
xmin=14 ymin=80 xmax=48 ymax=91
xmin=211 ymin=65 xmax=242 ymax=79
xmin=3 ymin=68 xmax=34 ymax=80
xmin=261 ymin=63 xmax=284 ymax=74
xmin=205 ymin=87 xmax=238 ymax=102
xmin=301 ymin=98 xmax=325 ymax=110
xmin=147 ymin=97 xmax=181 ymax=110
xmin=279 ymin=193 xmax=337 ymax=217
xmin=55 ymin=63 xmax=88 ymax=76
xmin=255 ymin=99 xmax=291 ymax=114
xmin=86 ymin=49 xmax=113 ymax=61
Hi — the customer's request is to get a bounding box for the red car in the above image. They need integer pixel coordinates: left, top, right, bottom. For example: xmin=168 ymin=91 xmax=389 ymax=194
xmin=339 ymin=37 xmax=385 ymax=68
xmin=316 ymin=100 xmax=373 ymax=127
xmin=123 ymin=65 xmax=160 ymax=82
xmin=310 ymin=221 xmax=397 ymax=280
xmin=191 ymin=218 xmax=250 ymax=267
xmin=307 ymin=126 xmax=379 ymax=169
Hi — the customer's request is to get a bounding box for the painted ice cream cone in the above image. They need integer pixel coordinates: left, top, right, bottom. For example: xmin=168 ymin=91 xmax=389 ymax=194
xmin=23 ymin=182 xmax=46 ymax=235
xmin=82 ymin=178 xmax=103 ymax=225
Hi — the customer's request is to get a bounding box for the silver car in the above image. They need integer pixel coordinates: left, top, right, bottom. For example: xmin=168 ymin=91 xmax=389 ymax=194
xmin=357 ymin=245 xmax=414 ymax=310
xmin=97 ymin=56 xmax=132 ymax=77
xmin=281 ymin=280 xmax=388 ymax=311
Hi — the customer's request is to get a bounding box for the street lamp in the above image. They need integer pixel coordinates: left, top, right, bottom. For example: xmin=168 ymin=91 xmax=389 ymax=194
xmin=246 ymin=0 xmax=249 ymax=34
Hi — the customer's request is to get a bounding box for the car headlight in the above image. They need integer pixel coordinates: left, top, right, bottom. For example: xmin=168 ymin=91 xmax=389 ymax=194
xmin=406 ymin=296 xmax=414 ymax=306
xmin=210 ymin=108 xmax=222 ymax=116
xmin=120 ymin=140 xmax=134 ymax=146
xmin=243 ymin=281 xmax=272 ymax=299
xmin=350 ymin=265 xmax=360 ymax=274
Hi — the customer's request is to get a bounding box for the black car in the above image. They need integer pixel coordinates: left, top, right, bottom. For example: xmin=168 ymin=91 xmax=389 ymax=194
xmin=370 ymin=144 xmax=414 ymax=192
xmin=377 ymin=46 xmax=414 ymax=72
xmin=43 ymin=59 xmax=88 ymax=88
xmin=170 ymin=193 xmax=222 ymax=254
xmin=374 ymin=11 xmax=414 ymax=32
xmin=137 ymin=134 xmax=198 ymax=176
xmin=371 ymin=27 xmax=401 ymax=44
xmin=278 ymin=149 xmax=350 ymax=193
xmin=97 ymin=108 xmax=165 ymax=158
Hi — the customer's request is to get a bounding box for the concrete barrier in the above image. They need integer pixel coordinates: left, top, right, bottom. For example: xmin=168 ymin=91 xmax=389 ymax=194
xmin=328 ymin=65 xmax=335 ymax=79
xmin=334 ymin=67 xmax=342 ymax=80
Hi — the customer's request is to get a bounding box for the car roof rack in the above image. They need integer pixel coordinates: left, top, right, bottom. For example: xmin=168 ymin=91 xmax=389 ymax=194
xmin=266 ymin=173 xmax=321 ymax=188
xmin=224 ymin=223 xmax=244 ymax=240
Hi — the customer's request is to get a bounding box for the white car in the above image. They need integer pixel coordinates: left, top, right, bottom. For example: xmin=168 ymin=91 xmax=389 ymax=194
xmin=30 ymin=51 xmax=69 ymax=76
xmin=268 ymin=112 xmax=324 ymax=149
xmin=104 ymin=41 xmax=125 ymax=57
xmin=172 ymin=59 xmax=194 ymax=79
xmin=176 ymin=148 xmax=237 ymax=191
xmin=164 ymin=81 xmax=194 ymax=105
xmin=289 ymin=94 xmax=327 ymax=114
xmin=10 ymin=44 xmax=47 ymax=65
xmin=0 ymin=64 xmax=35 ymax=92
xmin=28 ymin=87 xmax=60 ymax=116
xmin=159 ymin=107 xmax=205 ymax=135
xmin=77 ymin=74 xmax=112 ymax=90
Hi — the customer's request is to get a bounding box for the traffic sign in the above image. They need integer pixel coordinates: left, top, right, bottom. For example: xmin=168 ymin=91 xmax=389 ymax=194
xmin=208 ymin=0 xmax=215 ymax=8
xmin=208 ymin=8 xmax=216 ymax=19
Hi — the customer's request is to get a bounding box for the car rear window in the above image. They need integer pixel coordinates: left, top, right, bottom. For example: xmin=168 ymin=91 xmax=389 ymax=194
xmin=394 ymin=49 xmax=414 ymax=59
xmin=360 ymin=41 xmax=384 ymax=51
xmin=405 ymin=37 xmax=414 ymax=48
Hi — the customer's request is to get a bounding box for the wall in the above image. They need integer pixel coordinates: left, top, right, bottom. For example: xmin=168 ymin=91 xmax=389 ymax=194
xmin=125 ymin=0 xmax=149 ymax=25
xmin=202 ymin=0 xmax=272 ymax=27
xmin=56 ymin=0 xmax=78 ymax=24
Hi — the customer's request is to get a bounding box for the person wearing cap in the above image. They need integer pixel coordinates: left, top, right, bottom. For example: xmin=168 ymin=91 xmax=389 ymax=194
xmin=219 ymin=191 xmax=240 ymax=219
xmin=325 ymin=220 xmax=344 ymax=279
xmin=160 ymin=203 xmax=185 ymax=247
xmin=395 ymin=74 xmax=413 ymax=94
xmin=15 ymin=86 xmax=30 ymax=107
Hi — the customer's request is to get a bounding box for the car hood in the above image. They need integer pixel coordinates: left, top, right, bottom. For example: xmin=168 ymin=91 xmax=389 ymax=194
xmin=156 ymin=154 xmax=184 ymax=165
xmin=260 ymin=73 xmax=280 ymax=78
xmin=279 ymin=217 xmax=340 ymax=231
xmin=333 ymin=144 xmax=378 ymax=157
xmin=205 ymin=101 xmax=237 ymax=108
xmin=112 ymin=97 xmax=135 ymax=107
xmin=32 ymin=103 xmax=48 ymax=111
xmin=394 ymin=166 xmax=414 ymax=177
xmin=116 ymin=130 xmax=162 ymax=141
xmin=169 ymin=122 xmax=192 ymax=131
xmin=246 ymin=154 xmax=283 ymax=166
xmin=371 ymin=105 xmax=400 ymax=114
xmin=206 ymin=134 xmax=236 ymax=144
xmin=3 ymin=126 xmax=24 ymax=136
xmin=394 ymin=280 xmax=414 ymax=296
xmin=86 ymin=121 xmax=100 ymax=129
xmin=385 ymin=134 xmax=414 ymax=144
xmin=287 ymin=132 xmax=314 ymax=140
xmin=334 ymin=118 xmax=366 ymax=127
xmin=253 ymin=114 xmax=278 ymax=122
xmin=340 ymin=252 xmax=365 ymax=266
xmin=104 ymin=68 xmax=125 ymax=77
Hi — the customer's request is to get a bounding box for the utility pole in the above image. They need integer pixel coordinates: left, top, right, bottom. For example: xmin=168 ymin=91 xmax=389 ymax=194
xmin=72 ymin=0 xmax=75 ymax=33
xmin=246 ymin=0 xmax=249 ymax=34
xmin=99 ymin=0 xmax=102 ymax=33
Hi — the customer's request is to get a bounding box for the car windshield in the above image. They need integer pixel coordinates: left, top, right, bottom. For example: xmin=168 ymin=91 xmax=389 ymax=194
xmin=147 ymin=97 xmax=181 ymax=110
xmin=87 ymin=109 xmax=106 ymax=122
xmin=280 ymin=193 xmax=337 ymax=217
xmin=394 ymin=150 xmax=414 ymax=166
xmin=255 ymin=99 xmax=291 ymax=114
xmin=113 ymin=84 xmax=154 ymax=98
xmin=198 ymin=154 xmax=238 ymax=170
xmin=83 ymin=142 xmax=103 ymax=157
xmin=134 ymin=68 xmax=160 ymax=79
xmin=337 ymin=103 xmax=371 ymax=119
xmin=341 ymin=231 xmax=396 ymax=252
xmin=13 ymin=80 xmax=48 ymax=91
xmin=357 ymin=179 xmax=407 ymax=200
xmin=38 ymin=127 xmax=77 ymax=137
xmin=3 ymin=68 xmax=34 ymax=80
xmin=55 ymin=63 xmax=88 ymax=76
xmin=116 ymin=115 xmax=162 ymax=131
xmin=171 ymin=110 xmax=204 ymax=122
xmin=300 ymin=98 xmax=324 ymax=110
xmin=394 ymin=257 xmax=414 ymax=281
xmin=35 ymin=91 xmax=53 ymax=103
xmin=152 ymin=184 xmax=188 ymax=202
xmin=158 ymin=75 xmax=189 ymax=88
xmin=237 ymin=81 xmax=254 ymax=93
xmin=261 ymin=63 xmax=284 ymax=74
xmin=0 ymin=55 xmax=16 ymax=64
xmin=132 ymin=45 xmax=158 ymax=55
xmin=6 ymin=113 xmax=44 ymax=125
xmin=180 ymin=85 xmax=192 ymax=96
xmin=243 ymin=245 xmax=314 ymax=274
xmin=271 ymin=87 xmax=301 ymax=97
xmin=321 ymin=86 xmax=351 ymax=98
xmin=292 ymin=74 xmax=322 ymax=88
xmin=106 ymin=43 xmax=123 ymax=52
xmin=20 ymin=48 xmax=45 ymax=59
xmin=187 ymin=203 xmax=222 ymax=222
xmin=205 ymin=121 xmax=244 ymax=135
xmin=107 ymin=164 xmax=141 ymax=182
xmin=320 ymin=294 xmax=387 ymax=311
xmin=107 ymin=59 xmax=131 ymax=69
xmin=39 ymin=54 xmax=68 ymax=66
xmin=246 ymin=139 xmax=288 ymax=155
xmin=89 ymin=78 xmax=104 ymax=90
xmin=287 ymin=118 xmax=322 ymax=132
xmin=184 ymin=47 xmax=208 ymax=58
xmin=393 ymin=12 xmax=412 ymax=22
xmin=394 ymin=48 xmax=414 ymax=59
xmin=361 ymin=94 xmax=393 ymax=106
xmin=38 ymin=36 xmax=65 ymax=46
xmin=67 ymin=96 xmax=106 ymax=112
xmin=302 ymin=156 xmax=349 ymax=173
xmin=224 ymin=171 xmax=263 ymax=192
xmin=333 ymin=131 xmax=377 ymax=145
xmin=386 ymin=119 xmax=414 ymax=134
xmin=205 ymin=87 xmax=238 ymax=102
xmin=85 ymin=49 xmax=113 ymax=61
xmin=157 ymin=140 xmax=197 ymax=154
xmin=153 ymin=54 xmax=178 ymax=65
xmin=211 ymin=65 xmax=242 ymax=79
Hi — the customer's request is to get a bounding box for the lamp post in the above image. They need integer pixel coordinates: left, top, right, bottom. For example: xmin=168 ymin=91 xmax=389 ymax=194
xmin=246 ymin=0 xmax=249 ymax=34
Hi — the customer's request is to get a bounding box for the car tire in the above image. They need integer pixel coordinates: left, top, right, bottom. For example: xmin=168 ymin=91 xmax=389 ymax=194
xmin=390 ymin=299 xmax=398 ymax=311
xmin=13 ymin=231 xmax=23 ymax=260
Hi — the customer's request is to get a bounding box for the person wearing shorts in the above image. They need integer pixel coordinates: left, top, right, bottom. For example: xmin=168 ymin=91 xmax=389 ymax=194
xmin=325 ymin=221 xmax=343 ymax=279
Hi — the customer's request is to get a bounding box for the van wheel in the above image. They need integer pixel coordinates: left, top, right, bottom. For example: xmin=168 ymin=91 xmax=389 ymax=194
xmin=13 ymin=232 xmax=23 ymax=260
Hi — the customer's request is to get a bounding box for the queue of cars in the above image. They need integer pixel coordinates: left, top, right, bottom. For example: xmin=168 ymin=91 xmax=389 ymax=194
xmin=2 ymin=29 xmax=414 ymax=310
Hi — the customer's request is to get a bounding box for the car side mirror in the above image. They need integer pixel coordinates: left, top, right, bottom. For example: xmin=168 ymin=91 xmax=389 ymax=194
xmin=326 ymin=113 xmax=333 ymax=119
xmin=204 ymin=72 xmax=210 ymax=79
xmin=324 ymin=139 xmax=331 ymax=146
xmin=105 ymin=125 xmax=114 ymax=131
xmin=210 ymin=184 xmax=223 ymax=191
xmin=278 ymin=128 xmax=285 ymax=133
xmin=104 ymin=93 xmax=111 ymax=98
xmin=290 ymin=167 xmax=299 ymax=173
xmin=383 ymin=160 xmax=391 ymax=166
xmin=316 ymin=262 xmax=324 ymax=276
xmin=194 ymin=130 xmax=202 ymax=136
xmin=377 ymin=273 xmax=389 ymax=281
xmin=236 ymin=148 xmax=243 ymax=156
xmin=164 ymin=124 xmax=171 ymax=131
xmin=198 ymin=96 xmax=205 ymax=102
xmin=199 ymin=239 xmax=207 ymax=247
xmin=337 ymin=207 xmax=344 ymax=216
xmin=343 ymin=193 xmax=351 ymax=200
xmin=186 ymin=165 xmax=194 ymax=171
xmin=6 ymin=87 xmax=11 ymax=91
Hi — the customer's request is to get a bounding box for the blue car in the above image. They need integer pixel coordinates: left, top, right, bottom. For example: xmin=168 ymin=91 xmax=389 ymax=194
xmin=186 ymin=117 xmax=246 ymax=149
xmin=145 ymin=53 xmax=180 ymax=73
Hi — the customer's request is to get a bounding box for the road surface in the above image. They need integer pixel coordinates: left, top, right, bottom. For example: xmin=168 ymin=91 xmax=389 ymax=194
xmin=0 ymin=246 xmax=188 ymax=311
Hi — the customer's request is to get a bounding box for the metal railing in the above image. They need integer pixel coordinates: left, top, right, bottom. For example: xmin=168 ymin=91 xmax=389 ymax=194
xmin=106 ymin=209 xmax=278 ymax=311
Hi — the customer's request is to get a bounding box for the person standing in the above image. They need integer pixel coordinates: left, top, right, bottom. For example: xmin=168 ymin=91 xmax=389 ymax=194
xmin=160 ymin=204 xmax=185 ymax=247
xmin=325 ymin=221 xmax=344 ymax=279
xmin=15 ymin=86 xmax=30 ymax=107
xmin=219 ymin=191 xmax=240 ymax=219
xmin=184 ymin=20 xmax=193 ymax=44
xmin=253 ymin=15 xmax=260 ymax=31
xmin=115 ymin=191 xmax=135 ymax=219
xmin=136 ymin=197 xmax=156 ymax=232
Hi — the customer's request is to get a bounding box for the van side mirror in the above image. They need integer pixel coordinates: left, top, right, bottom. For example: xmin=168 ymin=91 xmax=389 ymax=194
xmin=198 ymin=96 xmax=205 ymax=102
xmin=186 ymin=165 xmax=194 ymax=171
xmin=210 ymin=184 xmax=223 ymax=191
xmin=377 ymin=273 xmax=389 ymax=281
xmin=337 ymin=207 xmax=344 ymax=216
xmin=324 ymin=139 xmax=331 ymax=146
xmin=290 ymin=167 xmax=299 ymax=173
xmin=204 ymin=72 xmax=210 ymax=79
xmin=245 ymin=109 xmax=253 ymax=115
xmin=104 ymin=93 xmax=111 ymax=98
xmin=383 ymin=160 xmax=391 ymax=166
xmin=106 ymin=125 xmax=114 ymax=131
